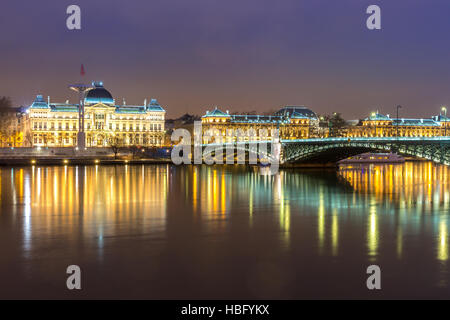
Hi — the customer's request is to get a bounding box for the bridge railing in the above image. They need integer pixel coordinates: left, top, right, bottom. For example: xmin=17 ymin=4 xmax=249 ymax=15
xmin=200 ymin=136 xmax=450 ymax=147
xmin=281 ymin=137 xmax=450 ymax=143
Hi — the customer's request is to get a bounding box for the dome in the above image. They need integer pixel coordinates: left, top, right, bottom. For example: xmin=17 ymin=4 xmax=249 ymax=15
xmin=84 ymin=81 xmax=114 ymax=105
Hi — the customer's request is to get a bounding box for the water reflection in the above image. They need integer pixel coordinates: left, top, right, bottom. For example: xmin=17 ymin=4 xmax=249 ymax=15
xmin=1 ymin=165 xmax=169 ymax=260
xmin=0 ymin=161 xmax=449 ymax=298
xmin=439 ymin=219 xmax=448 ymax=262
xmin=339 ymin=162 xmax=450 ymax=264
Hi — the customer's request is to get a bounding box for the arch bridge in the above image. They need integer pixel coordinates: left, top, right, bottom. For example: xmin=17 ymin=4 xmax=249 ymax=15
xmin=282 ymin=137 xmax=450 ymax=165
xmin=201 ymin=137 xmax=450 ymax=165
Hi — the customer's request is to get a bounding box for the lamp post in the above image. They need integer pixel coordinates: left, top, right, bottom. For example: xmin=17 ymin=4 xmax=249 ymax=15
xmin=442 ymin=106 xmax=447 ymax=137
xmin=69 ymin=83 xmax=91 ymax=150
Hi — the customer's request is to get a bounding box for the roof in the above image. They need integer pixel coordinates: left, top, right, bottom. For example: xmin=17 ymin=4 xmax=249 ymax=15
xmin=115 ymin=106 xmax=147 ymax=114
xmin=230 ymin=115 xmax=288 ymax=124
xmin=28 ymin=91 xmax=165 ymax=115
xmin=114 ymin=98 xmax=165 ymax=114
xmin=147 ymin=99 xmax=165 ymax=112
xmin=364 ymin=113 xmax=444 ymax=126
xmin=365 ymin=112 xmax=392 ymax=121
xmin=274 ymin=106 xmax=318 ymax=119
xmin=50 ymin=104 xmax=79 ymax=112
xmin=392 ymin=119 xmax=440 ymax=127
xmin=85 ymin=82 xmax=114 ymax=105
xmin=433 ymin=115 xmax=450 ymax=122
xmin=290 ymin=111 xmax=310 ymax=119
xmin=203 ymin=107 xmax=230 ymax=117
xmin=30 ymin=95 xmax=49 ymax=109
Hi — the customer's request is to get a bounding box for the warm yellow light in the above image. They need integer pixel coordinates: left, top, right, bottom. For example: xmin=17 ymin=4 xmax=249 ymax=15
xmin=94 ymin=160 xmax=100 ymax=164
xmin=31 ymin=160 xmax=36 ymax=164
xmin=63 ymin=160 xmax=69 ymax=164
xmin=124 ymin=160 xmax=129 ymax=163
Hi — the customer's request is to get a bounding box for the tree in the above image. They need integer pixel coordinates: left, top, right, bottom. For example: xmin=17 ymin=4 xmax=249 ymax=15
xmin=0 ymin=97 xmax=15 ymax=146
xmin=323 ymin=113 xmax=347 ymax=137
xmin=129 ymin=145 xmax=141 ymax=159
xmin=108 ymin=135 xmax=122 ymax=159
xmin=0 ymin=96 xmax=12 ymax=109
xmin=24 ymin=131 xmax=33 ymax=147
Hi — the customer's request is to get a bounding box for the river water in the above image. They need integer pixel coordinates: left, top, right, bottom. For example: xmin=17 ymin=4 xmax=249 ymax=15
xmin=0 ymin=162 xmax=449 ymax=299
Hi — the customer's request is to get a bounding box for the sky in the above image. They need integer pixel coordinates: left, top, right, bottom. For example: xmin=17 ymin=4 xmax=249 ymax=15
xmin=2 ymin=0 xmax=450 ymax=119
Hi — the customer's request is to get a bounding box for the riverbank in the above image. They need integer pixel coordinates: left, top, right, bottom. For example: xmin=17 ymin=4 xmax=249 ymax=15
xmin=0 ymin=146 xmax=172 ymax=166
xmin=0 ymin=157 xmax=172 ymax=166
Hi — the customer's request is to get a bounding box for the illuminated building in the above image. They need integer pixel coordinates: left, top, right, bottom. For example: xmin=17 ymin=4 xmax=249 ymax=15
xmin=27 ymin=81 xmax=166 ymax=147
xmin=201 ymin=106 xmax=319 ymax=142
xmin=346 ymin=112 xmax=450 ymax=138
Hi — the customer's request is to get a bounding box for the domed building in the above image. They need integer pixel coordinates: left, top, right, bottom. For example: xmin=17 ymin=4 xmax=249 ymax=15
xmin=27 ymin=81 xmax=166 ymax=147
xmin=84 ymin=81 xmax=115 ymax=105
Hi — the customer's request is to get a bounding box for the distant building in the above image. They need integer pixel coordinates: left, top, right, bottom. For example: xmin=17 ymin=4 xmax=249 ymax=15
xmin=201 ymin=106 xmax=319 ymax=143
xmin=346 ymin=112 xmax=450 ymax=137
xmin=27 ymin=81 xmax=166 ymax=147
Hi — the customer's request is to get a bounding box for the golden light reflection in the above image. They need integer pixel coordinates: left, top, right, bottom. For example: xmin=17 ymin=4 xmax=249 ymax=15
xmin=367 ymin=204 xmax=379 ymax=260
xmin=318 ymin=186 xmax=325 ymax=255
xmin=331 ymin=208 xmax=338 ymax=256
xmin=438 ymin=219 xmax=448 ymax=262
xmin=249 ymin=187 xmax=254 ymax=226
xmin=192 ymin=167 xmax=198 ymax=212
xmin=3 ymin=165 xmax=169 ymax=248
xmin=197 ymin=166 xmax=229 ymax=231
xmin=340 ymin=162 xmax=450 ymax=263
xmin=339 ymin=162 xmax=450 ymax=207
xmin=396 ymin=225 xmax=403 ymax=259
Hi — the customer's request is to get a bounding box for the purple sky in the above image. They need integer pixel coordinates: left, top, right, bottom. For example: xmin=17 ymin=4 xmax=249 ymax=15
xmin=2 ymin=0 xmax=450 ymax=118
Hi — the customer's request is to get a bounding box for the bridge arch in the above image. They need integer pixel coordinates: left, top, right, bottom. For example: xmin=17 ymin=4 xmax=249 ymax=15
xmin=201 ymin=141 xmax=280 ymax=163
xmin=282 ymin=138 xmax=450 ymax=165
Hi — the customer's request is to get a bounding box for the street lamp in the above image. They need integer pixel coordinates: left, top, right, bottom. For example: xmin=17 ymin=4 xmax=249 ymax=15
xmin=442 ymin=106 xmax=447 ymax=137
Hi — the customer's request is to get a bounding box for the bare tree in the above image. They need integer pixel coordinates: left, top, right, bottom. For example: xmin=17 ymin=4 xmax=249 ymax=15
xmin=24 ymin=131 xmax=33 ymax=147
xmin=0 ymin=96 xmax=12 ymax=109
xmin=108 ymin=135 xmax=123 ymax=159
xmin=129 ymin=145 xmax=141 ymax=159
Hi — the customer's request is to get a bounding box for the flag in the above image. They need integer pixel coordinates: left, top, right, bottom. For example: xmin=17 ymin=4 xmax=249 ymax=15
xmin=80 ymin=64 xmax=85 ymax=76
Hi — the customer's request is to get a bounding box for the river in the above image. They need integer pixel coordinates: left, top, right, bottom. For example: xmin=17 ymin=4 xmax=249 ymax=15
xmin=0 ymin=162 xmax=448 ymax=298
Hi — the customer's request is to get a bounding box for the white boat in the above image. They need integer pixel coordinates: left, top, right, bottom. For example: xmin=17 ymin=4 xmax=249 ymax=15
xmin=339 ymin=152 xmax=405 ymax=164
